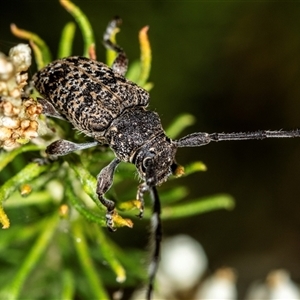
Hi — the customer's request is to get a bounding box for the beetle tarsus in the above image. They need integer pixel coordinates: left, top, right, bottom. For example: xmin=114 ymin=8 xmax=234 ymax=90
xmin=106 ymin=210 xmax=117 ymax=232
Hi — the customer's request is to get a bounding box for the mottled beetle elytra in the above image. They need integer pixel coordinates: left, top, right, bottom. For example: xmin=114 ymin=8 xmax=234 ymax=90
xmin=33 ymin=17 xmax=300 ymax=300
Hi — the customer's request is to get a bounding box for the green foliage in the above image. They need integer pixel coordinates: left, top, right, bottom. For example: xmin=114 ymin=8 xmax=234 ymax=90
xmin=0 ymin=1 xmax=234 ymax=298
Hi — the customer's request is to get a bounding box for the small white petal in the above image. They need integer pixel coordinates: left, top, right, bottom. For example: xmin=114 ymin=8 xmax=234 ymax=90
xmin=196 ymin=268 xmax=237 ymax=300
xmin=158 ymin=235 xmax=208 ymax=291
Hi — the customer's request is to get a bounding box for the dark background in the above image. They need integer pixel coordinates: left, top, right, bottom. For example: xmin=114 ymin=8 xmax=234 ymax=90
xmin=1 ymin=1 xmax=300 ymax=297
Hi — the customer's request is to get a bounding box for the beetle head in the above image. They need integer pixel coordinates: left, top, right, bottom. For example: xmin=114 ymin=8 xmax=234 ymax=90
xmin=132 ymin=137 xmax=178 ymax=186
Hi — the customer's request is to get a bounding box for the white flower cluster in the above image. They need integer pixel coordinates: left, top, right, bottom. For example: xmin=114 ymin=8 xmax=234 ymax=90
xmin=0 ymin=44 xmax=42 ymax=150
xmin=131 ymin=235 xmax=300 ymax=300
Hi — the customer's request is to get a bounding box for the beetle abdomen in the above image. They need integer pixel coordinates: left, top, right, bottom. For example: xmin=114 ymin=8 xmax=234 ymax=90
xmin=33 ymin=56 xmax=150 ymax=136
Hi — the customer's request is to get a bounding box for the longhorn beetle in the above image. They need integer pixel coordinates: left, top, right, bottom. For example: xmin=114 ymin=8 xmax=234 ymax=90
xmin=33 ymin=17 xmax=300 ymax=300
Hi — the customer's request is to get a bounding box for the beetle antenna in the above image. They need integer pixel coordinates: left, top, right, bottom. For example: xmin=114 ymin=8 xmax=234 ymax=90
xmin=175 ymin=129 xmax=300 ymax=147
xmin=147 ymin=186 xmax=162 ymax=300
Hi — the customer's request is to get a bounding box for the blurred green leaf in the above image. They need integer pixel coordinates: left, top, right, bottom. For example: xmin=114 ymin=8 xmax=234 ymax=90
xmin=60 ymin=0 xmax=95 ymax=57
xmin=0 ymin=213 xmax=59 ymax=300
xmin=10 ymin=24 xmax=52 ymax=65
xmin=58 ymin=22 xmax=76 ymax=58
xmin=161 ymin=194 xmax=235 ymax=220
xmin=166 ymin=113 xmax=196 ymax=139
xmin=72 ymin=220 xmax=109 ymax=300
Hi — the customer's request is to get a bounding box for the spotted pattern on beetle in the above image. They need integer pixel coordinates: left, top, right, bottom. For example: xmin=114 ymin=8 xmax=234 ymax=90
xmin=34 ymin=56 xmax=149 ymax=137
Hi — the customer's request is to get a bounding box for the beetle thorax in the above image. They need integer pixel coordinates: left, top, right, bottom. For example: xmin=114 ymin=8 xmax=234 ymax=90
xmin=105 ymin=107 xmax=177 ymax=184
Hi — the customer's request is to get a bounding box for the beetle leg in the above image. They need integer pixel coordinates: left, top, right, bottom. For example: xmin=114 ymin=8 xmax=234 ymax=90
xmin=110 ymin=45 xmax=128 ymax=76
xmin=135 ymin=160 xmax=158 ymax=218
xmin=103 ymin=17 xmax=128 ymax=76
xmin=136 ymin=182 xmax=148 ymax=218
xmin=96 ymin=158 xmax=121 ymax=231
xmin=46 ymin=139 xmax=99 ymax=158
xmin=35 ymin=139 xmax=99 ymax=165
xmin=37 ymin=98 xmax=67 ymax=120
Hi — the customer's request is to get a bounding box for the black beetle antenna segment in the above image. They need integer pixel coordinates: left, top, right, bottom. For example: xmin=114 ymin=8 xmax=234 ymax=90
xmin=147 ymin=186 xmax=162 ymax=300
xmin=32 ymin=17 xmax=300 ymax=300
xmin=175 ymin=130 xmax=300 ymax=147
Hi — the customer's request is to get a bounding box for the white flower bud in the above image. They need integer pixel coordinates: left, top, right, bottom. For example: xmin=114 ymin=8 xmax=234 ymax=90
xmin=0 ymin=127 xmax=12 ymax=141
xmin=0 ymin=53 xmax=15 ymax=81
xmin=9 ymin=44 xmax=32 ymax=73
xmin=2 ymin=116 xmax=20 ymax=129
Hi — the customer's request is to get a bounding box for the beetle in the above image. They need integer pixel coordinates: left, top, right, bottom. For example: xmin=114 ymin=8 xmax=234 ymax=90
xmin=33 ymin=17 xmax=300 ymax=300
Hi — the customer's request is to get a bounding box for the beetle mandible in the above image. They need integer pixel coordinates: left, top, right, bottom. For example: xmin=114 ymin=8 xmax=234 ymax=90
xmin=33 ymin=17 xmax=300 ymax=300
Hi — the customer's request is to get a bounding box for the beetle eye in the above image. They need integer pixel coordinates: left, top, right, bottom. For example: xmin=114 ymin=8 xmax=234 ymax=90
xmin=142 ymin=157 xmax=152 ymax=173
